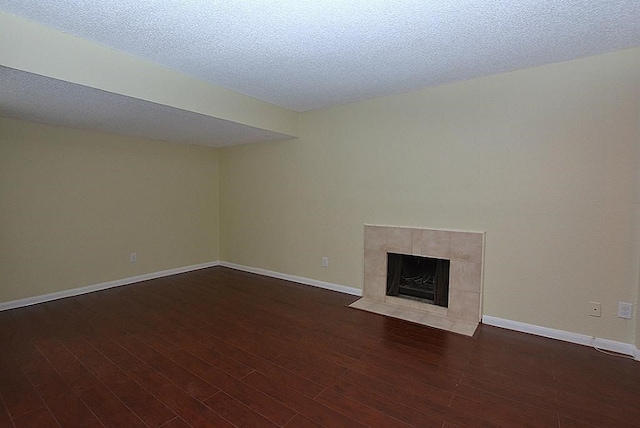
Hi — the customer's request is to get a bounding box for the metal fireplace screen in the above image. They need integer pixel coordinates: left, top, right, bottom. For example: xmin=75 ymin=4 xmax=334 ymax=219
xmin=386 ymin=253 xmax=449 ymax=307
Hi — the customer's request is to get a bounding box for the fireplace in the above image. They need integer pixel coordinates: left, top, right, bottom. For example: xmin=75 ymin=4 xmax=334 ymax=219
xmin=387 ymin=254 xmax=450 ymax=307
xmin=350 ymin=225 xmax=485 ymax=336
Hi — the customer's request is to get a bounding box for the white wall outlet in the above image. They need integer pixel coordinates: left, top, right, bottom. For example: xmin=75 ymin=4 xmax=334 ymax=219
xmin=130 ymin=252 xmax=137 ymax=263
xmin=589 ymin=302 xmax=601 ymax=317
xmin=617 ymin=302 xmax=633 ymax=319
xmin=322 ymin=256 xmax=329 ymax=267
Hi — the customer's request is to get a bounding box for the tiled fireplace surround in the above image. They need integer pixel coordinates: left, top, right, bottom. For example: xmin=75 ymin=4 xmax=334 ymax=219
xmin=350 ymin=225 xmax=485 ymax=336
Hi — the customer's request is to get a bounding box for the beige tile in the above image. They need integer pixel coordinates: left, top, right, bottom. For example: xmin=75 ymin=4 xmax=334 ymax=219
xmin=387 ymin=227 xmax=412 ymax=253
xmin=421 ymin=229 xmax=451 ymax=259
xmin=411 ymin=229 xmax=423 ymax=255
xmin=363 ymin=274 xmax=386 ymax=300
xmin=364 ymin=226 xmax=388 ymax=250
xmin=449 ymin=320 xmax=479 ymax=336
xmin=384 ymin=295 xmax=404 ymax=307
xmin=420 ymin=301 xmax=448 ymax=316
xmin=392 ymin=307 xmax=427 ymax=324
xmin=359 ymin=226 xmax=482 ymax=336
xmin=349 ymin=296 xmax=479 ymax=336
xmin=450 ymin=231 xmax=483 ymax=263
xmin=385 ymin=295 xmax=423 ymax=311
xmin=348 ymin=298 xmax=375 ymax=310
xmin=385 ymin=295 xmax=408 ymax=309
xmin=384 ymin=295 xmax=448 ymax=315
xmin=447 ymin=289 xmax=481 ymax=322
xmin=420 ymin=313 xmax=455 ymax=331
xmin=364 ymin=248 xmax=387 ymax=278
xmin=367 ymin=301 xmax=399 ymax=316
xmin=449 ymin=261 xmax=482 ymax=293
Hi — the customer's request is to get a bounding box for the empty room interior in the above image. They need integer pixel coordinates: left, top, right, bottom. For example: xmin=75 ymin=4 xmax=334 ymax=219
xmin=1 ymin=1 xmax=640 ymax=427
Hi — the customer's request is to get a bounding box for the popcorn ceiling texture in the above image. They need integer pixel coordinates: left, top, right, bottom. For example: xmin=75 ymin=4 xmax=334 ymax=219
xmin=2 ymin=0 xmax=639 ymax=112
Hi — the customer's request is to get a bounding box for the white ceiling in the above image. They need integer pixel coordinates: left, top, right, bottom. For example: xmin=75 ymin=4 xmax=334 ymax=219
xmin=1 ymin=1 xmax=640 ymax=145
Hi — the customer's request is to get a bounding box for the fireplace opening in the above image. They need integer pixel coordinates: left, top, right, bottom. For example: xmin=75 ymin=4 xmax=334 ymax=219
xmin=386 ymin=253 xmax=450 ymax=307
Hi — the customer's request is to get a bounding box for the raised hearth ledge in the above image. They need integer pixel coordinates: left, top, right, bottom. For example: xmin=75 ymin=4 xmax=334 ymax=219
xmin=349 ymin=297 xmax=479 ymax=336
xmin=351 ymin=224 xmax=485 ymax=336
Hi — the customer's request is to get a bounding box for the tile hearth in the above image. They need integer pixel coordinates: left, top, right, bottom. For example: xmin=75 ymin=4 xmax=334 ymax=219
xmin=350 ymin=225 xmax=485 ymax=336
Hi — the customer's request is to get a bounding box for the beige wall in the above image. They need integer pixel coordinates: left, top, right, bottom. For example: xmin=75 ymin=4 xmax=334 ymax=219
xmin=637 ymin=106 xmax=640 ymax=350
xmin=220 ymin=48 xmax=640 ymax=344
xmin=0 ymin=117 xmax=220 ymax=302
xmin=1 ymin=45 xmax=639 ymax=346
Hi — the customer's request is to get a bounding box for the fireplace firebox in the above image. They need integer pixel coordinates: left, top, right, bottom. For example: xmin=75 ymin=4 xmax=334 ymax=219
xmin=386 ymin=253 xmax=450 ymax=307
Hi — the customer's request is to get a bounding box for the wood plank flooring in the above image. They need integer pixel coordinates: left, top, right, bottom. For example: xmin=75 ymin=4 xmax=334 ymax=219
xmin=1 ymin=266 xmax=639 ymax=427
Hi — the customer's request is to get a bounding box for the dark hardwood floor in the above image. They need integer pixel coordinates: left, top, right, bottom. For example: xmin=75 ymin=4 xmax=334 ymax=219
xmin=1 ymin=267 xmax=639 ymax=427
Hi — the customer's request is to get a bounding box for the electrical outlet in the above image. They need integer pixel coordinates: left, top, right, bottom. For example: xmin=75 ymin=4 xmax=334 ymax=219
xmin=617 ymin=302 xmax=633 ymax=319
xmin=322 ymin=257 xmax=329 ymax=267
xmin=589 ymin=302 xmax=601 ymax=317
xmin=130 ymin=252 xmax=137 ymax=263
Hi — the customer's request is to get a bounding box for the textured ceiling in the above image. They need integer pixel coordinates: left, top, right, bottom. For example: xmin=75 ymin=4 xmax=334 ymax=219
xmin=2 ymin=0 xmax=639 ymax=112
xmin=1 ymin=1 xmax=640 ymax=147
xmin=0 ymin=66 xmax=293 ymax=147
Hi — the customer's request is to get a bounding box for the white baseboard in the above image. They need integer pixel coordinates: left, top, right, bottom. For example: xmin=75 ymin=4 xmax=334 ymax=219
xmin=217 ymin=265 xmax=638 ymax=360
xmin=219 ymin=261 xmax=363 ymax=297
xmin=0 ymin=261 xmax=220 ymax=312
xmin=4 ymin=263 xmax=636 ymax=361
xmin=483 ymin=315 xmax=639 ymax=361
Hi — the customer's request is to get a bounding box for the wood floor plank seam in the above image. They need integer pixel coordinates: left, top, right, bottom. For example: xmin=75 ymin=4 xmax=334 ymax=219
xmin=131 ymin=333 xmax=299 ymax=425
xmin=2 ymin=266 xmax=640 ymax=428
